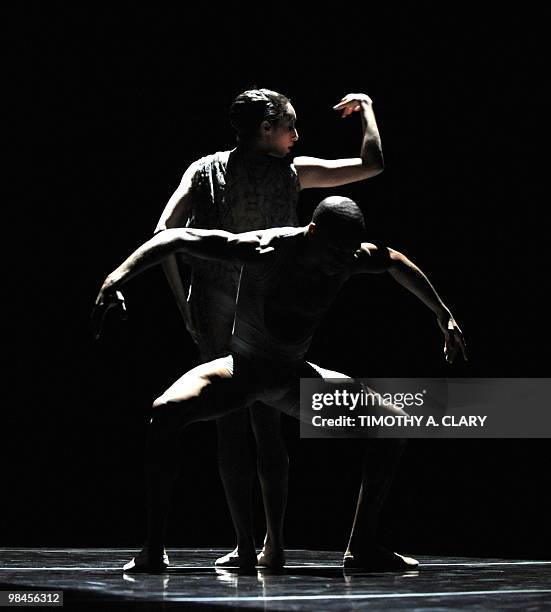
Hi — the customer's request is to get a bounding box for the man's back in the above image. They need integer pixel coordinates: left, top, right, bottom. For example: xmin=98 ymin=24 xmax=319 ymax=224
xmin=231 ymin=228 xmax=345 ymax=362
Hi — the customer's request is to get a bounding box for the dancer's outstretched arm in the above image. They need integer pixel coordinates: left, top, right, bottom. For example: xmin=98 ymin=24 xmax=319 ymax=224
xmin=92 ymin=228 xmax=265 ymax=338
xmin=353 ymin=243 xmax=467 ymax=364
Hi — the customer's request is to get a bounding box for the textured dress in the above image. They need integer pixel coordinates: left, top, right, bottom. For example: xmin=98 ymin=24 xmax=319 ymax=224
xmin=176 ymin=147 xmax=300 ymax=359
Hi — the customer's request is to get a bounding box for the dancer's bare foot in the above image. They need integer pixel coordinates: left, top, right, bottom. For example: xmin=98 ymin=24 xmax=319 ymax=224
xmin=214 ymin=547 xmax=257 ymax=570
xmin=257 ymin=541 xmax=285 ymax=568
xmin=343 ymin=545 xmax=418 ymax=571
xmin=123 ymin=546 xmax=169 ymax=573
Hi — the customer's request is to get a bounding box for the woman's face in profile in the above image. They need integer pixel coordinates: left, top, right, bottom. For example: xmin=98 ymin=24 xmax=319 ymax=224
xmin=265 ymin=104 xmax=299 ymax=157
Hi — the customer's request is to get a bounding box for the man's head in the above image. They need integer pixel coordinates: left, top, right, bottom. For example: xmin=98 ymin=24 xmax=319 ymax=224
xmin=229 ymin=88 xmax=298 ymax=157
xmin=307 ymin=196 xmax=366 ymax=275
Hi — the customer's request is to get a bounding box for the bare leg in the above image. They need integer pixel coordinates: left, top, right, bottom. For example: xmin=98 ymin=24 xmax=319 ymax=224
xmin=214 ymin=410 xmax=256 ymax=569
xmin=193 ymin=309 xmax=260 ymax=569
xmin=250 ymin=404 xmax=288 ymax=568
xmin=124 ymin=356 xmax=248 ymax=572
xmin=344 ymin=439 xmax=418 ymax=570
xmin=272 ymin=362 xmax=417 ymax=571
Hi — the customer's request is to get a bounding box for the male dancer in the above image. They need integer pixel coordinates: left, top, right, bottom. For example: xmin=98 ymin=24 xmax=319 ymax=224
xmin=94 ymin=196 xmax=466 ymax=571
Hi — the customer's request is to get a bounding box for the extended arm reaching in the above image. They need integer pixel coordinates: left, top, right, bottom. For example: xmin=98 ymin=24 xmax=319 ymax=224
xmin=387 ymin=248 xmax=467 ymax=363
xmin=92 ymin=229 xmax=263 ymax=339
xmin=354 ymin=244 xmax=467 ymax=363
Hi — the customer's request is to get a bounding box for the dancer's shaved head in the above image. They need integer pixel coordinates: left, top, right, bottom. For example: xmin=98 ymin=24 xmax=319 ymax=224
xmin=311 ymin=196 xmax=366 ymax=241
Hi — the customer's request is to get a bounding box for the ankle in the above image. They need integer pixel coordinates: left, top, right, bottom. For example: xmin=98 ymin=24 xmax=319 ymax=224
xmin=346 ymin=536 xmax=377 ymax=556
xmin=263 ymin=535 xmax=284 ymax=551
xmin=145 ymin=542 xmax=166 ymax=556
xmin=236 ymin=541 xmax=255 ymax=556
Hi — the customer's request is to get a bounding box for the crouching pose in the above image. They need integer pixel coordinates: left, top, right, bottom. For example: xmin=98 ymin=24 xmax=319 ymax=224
xmin=93 ymin=196 xmax=466 ymax=572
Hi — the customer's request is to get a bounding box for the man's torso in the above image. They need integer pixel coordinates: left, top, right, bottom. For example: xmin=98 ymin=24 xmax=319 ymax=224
xmin=231 ymin=229 xmax=348 ymax=362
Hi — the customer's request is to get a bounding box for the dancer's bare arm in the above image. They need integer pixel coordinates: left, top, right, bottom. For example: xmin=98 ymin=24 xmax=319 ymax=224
xmin=154 ymin=161 xmax=200 ymax=318
xmin=102 ymin=229 xmax=264 ymax=289
xmin=92 ymin=228 xmax=266 ymax=339
xmin=295 ymin=93 xmax=384 ymax=189
xmin=155 ymin=161 xmax=200 ymax=232
xmin=353 ymin=244 xmax=467 ymax=363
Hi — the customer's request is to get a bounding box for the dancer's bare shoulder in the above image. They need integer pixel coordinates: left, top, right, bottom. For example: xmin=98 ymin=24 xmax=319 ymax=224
xmin=350 ymin=243 xmax=393 ymax=275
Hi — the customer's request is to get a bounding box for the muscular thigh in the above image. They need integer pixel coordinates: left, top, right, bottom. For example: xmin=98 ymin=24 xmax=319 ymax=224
xmin=155 ymin=356 xmax=253 ymax=424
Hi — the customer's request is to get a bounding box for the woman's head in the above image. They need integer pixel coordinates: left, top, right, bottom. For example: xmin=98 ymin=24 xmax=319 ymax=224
xmin=229 ymin=88 xmax=298 ymax=156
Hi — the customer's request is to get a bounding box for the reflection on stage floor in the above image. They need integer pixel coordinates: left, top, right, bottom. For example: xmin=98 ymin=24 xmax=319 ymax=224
xmin=1 ymin=548 xmax=550 ymax=610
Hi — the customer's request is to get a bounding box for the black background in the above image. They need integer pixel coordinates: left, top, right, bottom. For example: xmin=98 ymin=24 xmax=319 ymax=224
xmin=6 ymin=4 xmax=549 ymax=558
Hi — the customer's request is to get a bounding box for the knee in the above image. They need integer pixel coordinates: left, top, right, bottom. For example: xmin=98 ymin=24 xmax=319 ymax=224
xmin=217 ymin=430 xmax=249 ymax=460
xmin=152 ymin=392 xmax=192 ymax=412
xmin=253 ymin=426 xmax=286 ymax=449
xmin=152 ymin=395 xmax=170 ymax=410
xmin=218 ymin=447 xmax=251 ymax=476
xmin=257 ymin=448 xmax=289 ymax=479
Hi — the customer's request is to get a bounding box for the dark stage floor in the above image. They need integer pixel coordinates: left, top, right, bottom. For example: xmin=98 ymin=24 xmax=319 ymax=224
xmin=1 ymin=548 xmax=550 ymax=610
